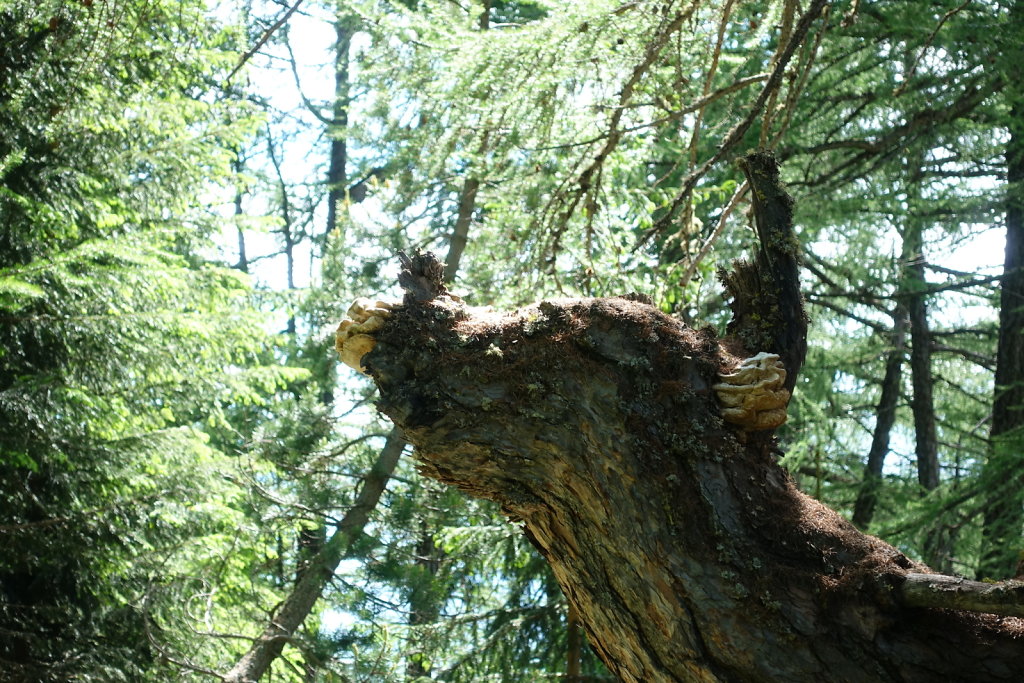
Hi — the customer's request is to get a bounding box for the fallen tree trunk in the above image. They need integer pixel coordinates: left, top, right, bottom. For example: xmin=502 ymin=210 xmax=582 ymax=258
xmin=342 ymin=153 xmax=1024 ymax=681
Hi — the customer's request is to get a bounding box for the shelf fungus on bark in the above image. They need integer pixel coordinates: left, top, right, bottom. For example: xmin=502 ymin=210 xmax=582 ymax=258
xmin=335 ymin=297 xmax=397 ymax=374
xmin=713 ymin=351 xmax=791 ymax=431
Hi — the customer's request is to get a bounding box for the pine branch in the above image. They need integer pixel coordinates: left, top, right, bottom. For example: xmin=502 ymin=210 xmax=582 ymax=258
xmin=636 ymin=0 xmax=831 ymax=248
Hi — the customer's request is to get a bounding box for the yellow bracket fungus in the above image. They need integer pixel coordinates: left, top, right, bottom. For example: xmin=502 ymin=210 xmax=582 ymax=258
xmin=712 ymin=352 xmax=791 ymax=431
xmin=335 ymin=298 xmax=397 ymax=374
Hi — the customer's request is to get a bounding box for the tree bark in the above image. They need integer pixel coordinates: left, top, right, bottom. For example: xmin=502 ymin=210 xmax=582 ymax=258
xmin=899 ymin=146 xmax=956 ymax=572
xmin=324 ymin=15 xmax=351 ymax=246
xmin=443 ymin=176 xmax=479 ymax=284
xmin=479 ymin=0 xmax=491 ymax=30
xmin=233 ymin=154 xmax=249 ymax=274
xmin=898 ymin=573 xmax=1024 ymax=618
xmin=906 ymin=258 xmax=940 ymax=494
xmin=901 ymin=169 xmax=940 ymax=495
xmin=358 ymin=154 xmax=1024 ymax=682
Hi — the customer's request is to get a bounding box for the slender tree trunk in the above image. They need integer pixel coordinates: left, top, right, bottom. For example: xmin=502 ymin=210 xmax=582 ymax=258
xmin=324 ymin=16 xmax=351 ymax=245
xmin=223 ymin=430 xmax=406 ymax=683
xmin=852 ymin=303 xmax=908 ymax=529
xmin=266 ymin=132 xmax=297 ymax=334
xmin=901 ymin=158 xmax=951 ymax=571
xmin=903 ymin=199 xmax=939 ymax=493
xmin=479 ymin=0 xmax=491 ymax=30
xmin=406 ymin=517 xmax=442 ymax=680
xmin=441 ymin=1 xmax=490 ymax=285
xmin=233 ymin=156 xmax=249 ymax=273
xmin=307 ymin=11 xmax=353 ymax=415
xmin=443 ymin=177 xmax=479 ymax=284
xmin=565 ymin=603 xmax=582 ymax=682
xmin=357 ymin=154 xmax=1024 ymax=681
xmin=235 ymin=218 xmax=248 ymax=274
xmin=907 ymin=269 xmax=939 ymax=492
xmin=980 ymin=6 xmax=1024 ymax=578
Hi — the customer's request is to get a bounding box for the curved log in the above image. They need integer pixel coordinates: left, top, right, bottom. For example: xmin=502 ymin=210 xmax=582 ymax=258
xmin=898 ymin=573 xmax=1024 ymax=618
xmin=339 ymin=154 xmax=1024 ymax=681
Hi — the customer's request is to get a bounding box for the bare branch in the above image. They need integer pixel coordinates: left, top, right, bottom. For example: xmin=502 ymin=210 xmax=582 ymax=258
xmin=523 ymin=74 xmax=769 ymax=154
xmin=677 ymin=180 xmax=748 ymax=287
xmin=789 ymin=76 xmax=1001 ymax=190
xmin=226 ymin=0 xmax=307 ymax=85
xmin=894 ymin=0 xmax=973 ymax=96
xmin=897 ymin=572 xmax=1024 ymax=618
xmin=284 ymin=33 xmax=331 ymax=125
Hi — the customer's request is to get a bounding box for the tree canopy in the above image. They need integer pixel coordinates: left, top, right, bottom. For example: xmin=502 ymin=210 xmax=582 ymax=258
xmin=1 ymin=0 xmax=1022 ymax=680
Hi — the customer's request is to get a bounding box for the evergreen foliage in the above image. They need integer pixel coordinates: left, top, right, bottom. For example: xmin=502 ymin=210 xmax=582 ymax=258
xmin=0 ymin=2 xmax=301 ymax=679
xmin=1 ymin=0 xmax=1023 ymax=679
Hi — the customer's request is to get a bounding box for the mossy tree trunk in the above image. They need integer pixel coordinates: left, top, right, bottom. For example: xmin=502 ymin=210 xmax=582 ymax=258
xmin=359 ymin=154 xmax=1024 ymax=682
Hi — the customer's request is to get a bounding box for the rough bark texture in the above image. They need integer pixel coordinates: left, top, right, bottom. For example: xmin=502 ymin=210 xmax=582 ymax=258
xmin=358 ymin=154 xmax=1024 ymax=682
xmin=900 ymin=153 xmax=948 ymax=571
xmin=899 ymin=573 xmax=1024 ymax=619
xmin=719 ymin=154 xmax=806 ymax=395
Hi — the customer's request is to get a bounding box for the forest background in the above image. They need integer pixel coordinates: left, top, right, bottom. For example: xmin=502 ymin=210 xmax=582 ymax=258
xmin=1 ymin=0 xmax=1022 ymax=680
